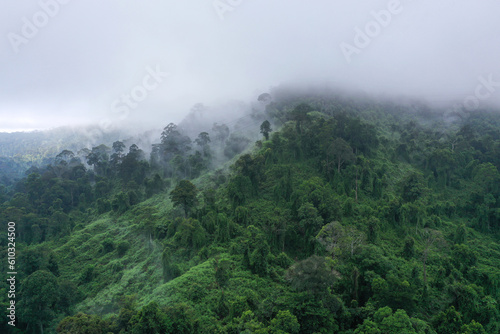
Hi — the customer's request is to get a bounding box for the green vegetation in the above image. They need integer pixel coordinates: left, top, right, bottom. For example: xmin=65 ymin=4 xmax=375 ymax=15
xmin=1 ymin=87 xmax=499 ymax=333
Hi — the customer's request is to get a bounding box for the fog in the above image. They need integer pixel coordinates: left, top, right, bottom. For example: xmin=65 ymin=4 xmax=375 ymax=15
xmin=1 ymin=0 xmax=500 ymax=132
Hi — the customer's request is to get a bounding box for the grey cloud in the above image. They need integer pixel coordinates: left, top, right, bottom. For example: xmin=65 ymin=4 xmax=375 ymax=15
xmin=1 ymin=0 xmax=499 ymax=132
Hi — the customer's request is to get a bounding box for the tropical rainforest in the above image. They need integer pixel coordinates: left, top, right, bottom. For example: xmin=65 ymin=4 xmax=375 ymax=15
xmin=1 ymin=86 xmax=499 ymax=333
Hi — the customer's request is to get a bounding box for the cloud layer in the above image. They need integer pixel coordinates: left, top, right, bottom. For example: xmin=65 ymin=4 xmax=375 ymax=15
xmin=1 ymin=0 xmax=499 ymax=132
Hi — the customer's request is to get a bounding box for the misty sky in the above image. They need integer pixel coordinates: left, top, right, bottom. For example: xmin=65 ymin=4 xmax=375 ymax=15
xmin=1 ymin=0 xmax=500 ymax=132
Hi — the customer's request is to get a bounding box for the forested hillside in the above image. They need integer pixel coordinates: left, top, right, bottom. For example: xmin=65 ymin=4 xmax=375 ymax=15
xmin=0 ymin=126 xmax=142 ymax=187
xmin=1 ymin=88 xmax=499 ymax=333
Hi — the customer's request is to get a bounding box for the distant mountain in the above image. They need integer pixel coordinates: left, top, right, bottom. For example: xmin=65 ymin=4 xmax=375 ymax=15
xmin=0 ymin=125 xmax=160 ymax=186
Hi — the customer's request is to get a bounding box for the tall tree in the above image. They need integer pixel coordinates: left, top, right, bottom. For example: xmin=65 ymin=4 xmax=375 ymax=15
xmin=329 ymin=138 xmax=355 ymax=173
xmin=19 ymin=270 xmax=59 ymax=334
xmin=260 ymin=120 xmax=272 ymax=140
xmin=170 ymin=180 xmax=198 ymax=216
xmin=212 ymin=123 xmax=230 ymax=147
xmin=291 ymin=103 xmax=312 ymax=134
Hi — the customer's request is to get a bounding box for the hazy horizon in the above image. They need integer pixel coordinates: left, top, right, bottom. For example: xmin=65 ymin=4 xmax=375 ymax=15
xmin=1 ymin=0 xmax=500 ymax=132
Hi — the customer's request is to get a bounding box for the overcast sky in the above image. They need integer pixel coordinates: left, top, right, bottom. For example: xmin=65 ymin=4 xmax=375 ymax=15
xmin=1 ymin=0 xmax=500 ymax=132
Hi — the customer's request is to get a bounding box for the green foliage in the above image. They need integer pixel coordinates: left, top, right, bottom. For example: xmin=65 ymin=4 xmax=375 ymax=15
xmin=402 ymin=237 xmax=415 ymax=259
xmin=224 ymin=133 xmax=251 ymax=158
xmin=269 ymin=310 xmax=300 ymax=333
xmin=401 ymin=171 xmax=427 ymax=203
xmin=250 ymin=238 xmax=270 ymax=277
xmin=260 ymin=120 xmax=273 ymax=140
xmin=286 ymin=255 xmax=336 ymax=296
xmin=101 ymin=238 xmax=114 ymax=253
xmin=174 ymin=218 xmax=207 ymax=250
xmin=215 ymin=213 xmax=231 ymax=244
xmin=356 ymin=307 xmax=425 ymax=334
xmin=454 ymin=223 xmax=467 ymax=244
xmin=170 ymin=180 xmax=198 ymax=216
xmin=4 ymin=89 xmax=500 ymax=334
xmin=460 ymin=320 xmax=486 ymax=334
xmin=214 ymin=258 xmax=232 ymax=288
xmin=79 ymin=265 xmax=95 ymax=284
xmin=129 ymin=302 xmax=170 ymax=334
xmin=228 ymin=175 xmax=252 ymax=208
xmin=57 ymin=312 xmax=109 ymax=334
xmin=19 ymin=270 xmax=60 ymax=332
xmin=116 ymin=240 xmax=130 ymax=257
xmin=433 ymin=306 xmax=463 ymax=334
xmin=162 ymin=248 xmax=181 ymax=282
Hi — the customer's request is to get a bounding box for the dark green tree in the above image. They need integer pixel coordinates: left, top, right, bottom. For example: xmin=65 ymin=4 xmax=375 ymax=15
xmin=194 ymin=132 xmax=211 ymax=156
xmin=291 ymin=103 xmax=312 ymax=134
xmin=170 ymin=180 xmax=198 ymax=216
xmin=19 ymin=270 xmax=59 ymax=334
xmin=329 ymin=138 xmax=356 ymax=173
xmin=260 ymin=120 xmax=272 ymax=140
xmin=401 ymin=171 xmax=427 ymax=203
xmin=129 ymin=302 xmax=169 ymax=334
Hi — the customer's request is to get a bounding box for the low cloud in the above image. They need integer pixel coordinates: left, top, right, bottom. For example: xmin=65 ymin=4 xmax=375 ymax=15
xmin=1 ymin=0 xmax=499 ymax=132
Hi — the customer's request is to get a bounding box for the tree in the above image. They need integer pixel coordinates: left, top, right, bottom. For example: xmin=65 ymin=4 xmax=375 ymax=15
xmin=401 ymin=171 xmax=427 ymax=203
xmin=344 ymin=226 xmax=365 ymax=257
xmin=473 ymin=162 xmax=499 ymax=193
xmin=112 ymin=140 xmax=126 ymax=154
xmin=194 ymin=132 xmax=212 ymax=160
xmin=160 ymin=123 xmax=192 ymax=175
xmin=402 ymin=237 xmax=415 ymax=259
xmin=432 ymin=306 xmax=463 ymax=334
xmin=291 ymin=103 xmax=312 ymax=134
xmin=129 ymin=302 xmax=170 ymax=334
xmin=110 ymin=141 xmax=126 ymax=168
xmin=355 ymin=307 xmax=418 ymax=334
xmin=86 ymin=144 xmax=110 ymax=176
xmin=55 ymin=150 xmax=75 ymax=165
xmin=119 ymin=145 xmax=148 ymax=183
xmin=460 ymin=320 xmax=486 ymax=334
xmin=269 ymin=310 xmax=300 ymax=334
xmin=214 ymin=258 xmax=232 ymax=289
xmin=195 ymin=131 xmax=211 ymax=148
xmin=212 ymin=123 xmax=230 ymax=147
xmin=170 ymin=180 xmax=197 ymax=216
xmin=298 ymin=202 xmax=324 ymax=253
xmin=260 ymin=120 xmax=272 ymax=140
xmin=257 ymin=92 xmax=272 ymax=104
xmin=329 ymin=138 xmax=355 ymax=173
xmin=174 ymin=218 xmax=207 ymax=249
xmin=250 ymin=236 xmax=270 ymax=276
xmin=316 ymin=221 xmax=364 ymax=259
xmin=223 ymin=133 xmax=250 ymax=158
xmin=19 ymin=270 xmax=59 ymax=334
xmin=57 ymin=312 xmax=108 ymax=334
xmin=454 ymin=224 xmax=467 ymax=244
xmin=215 ymin=213 xmax=231 ymax=244
xmin=378 ymin=308 xmax=416 ymax=334
xmin=420 ymin=229 xmax=443 ymax=286
xmin=316 ymin=221 xmax=344 ymax=259
xmin=286 ymin=255 xmax=336 ymax=296
xmin=145 ymin=174 xmax=165 ymax=198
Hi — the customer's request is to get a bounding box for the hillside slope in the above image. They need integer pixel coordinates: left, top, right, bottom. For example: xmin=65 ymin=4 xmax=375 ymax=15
xmin=1 ymin=90 xmax=499 ymax=333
